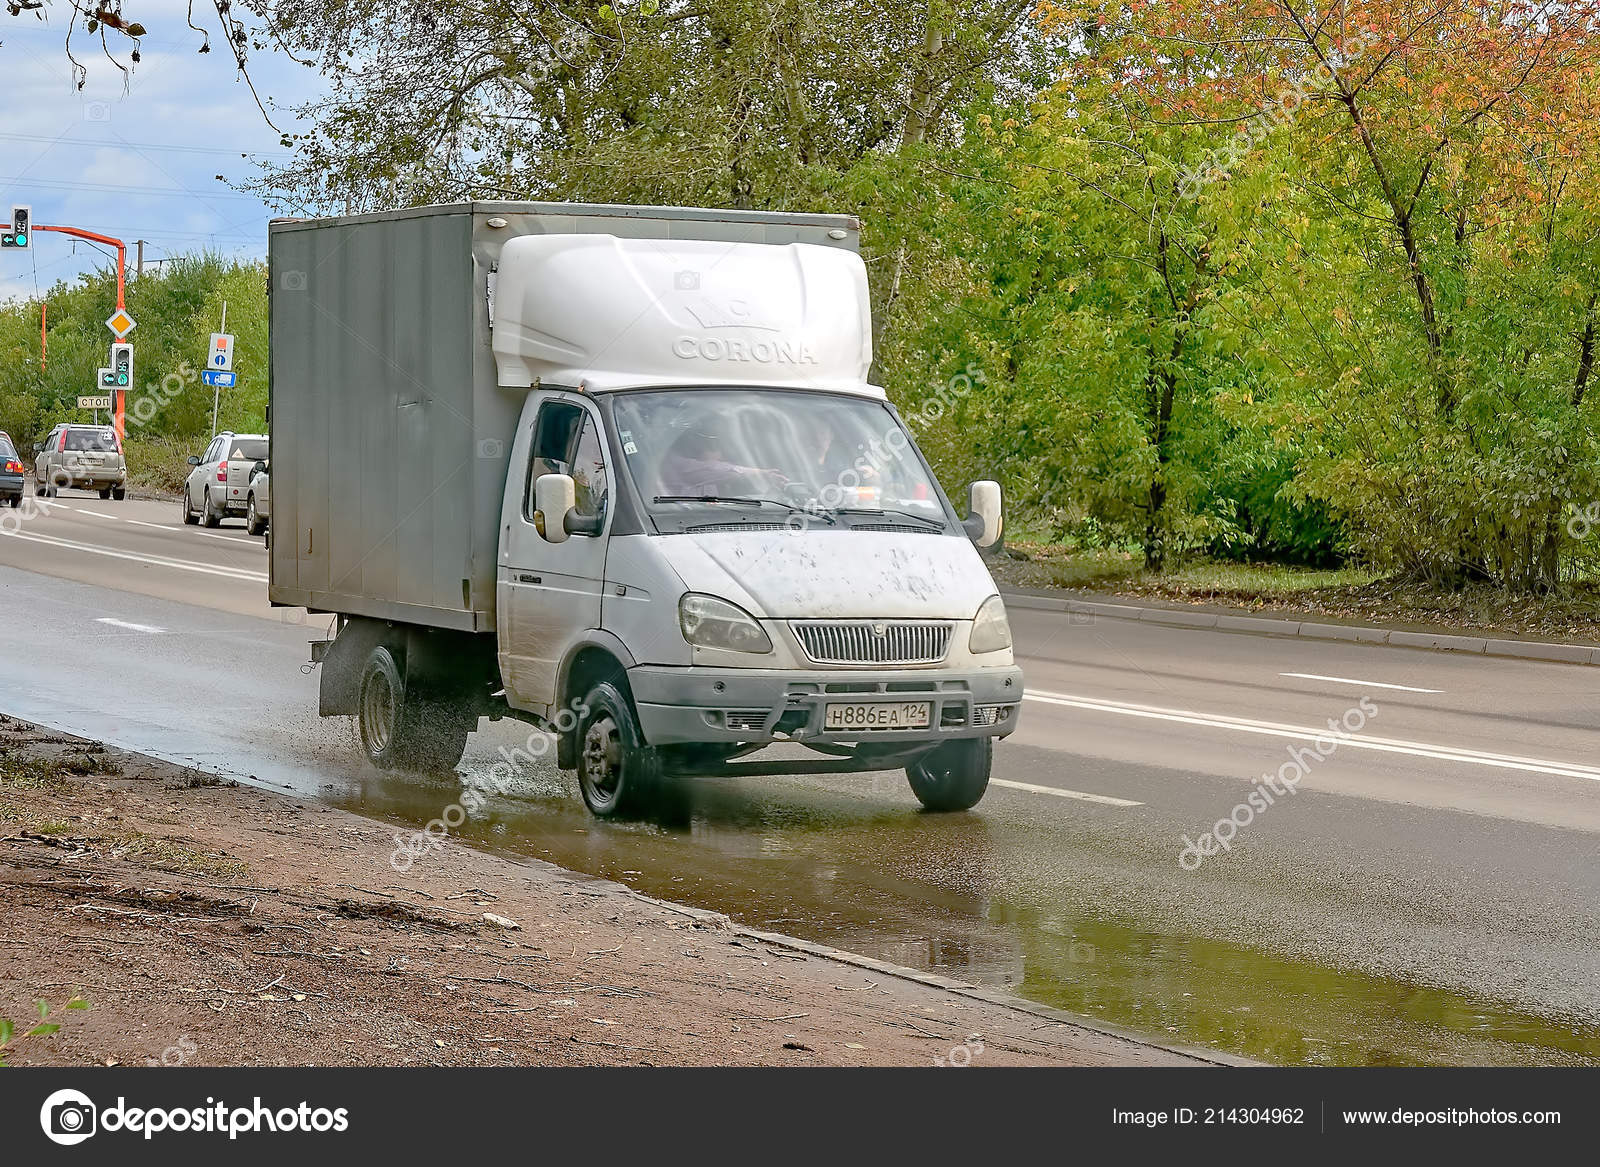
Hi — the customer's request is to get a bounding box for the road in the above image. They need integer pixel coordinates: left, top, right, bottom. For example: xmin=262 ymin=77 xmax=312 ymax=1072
xmin=2 ymin=492 xmax=1598 ymax=1065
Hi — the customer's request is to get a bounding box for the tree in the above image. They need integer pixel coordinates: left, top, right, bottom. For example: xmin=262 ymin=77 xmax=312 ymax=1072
xmin=1053 ymin=0 xmax=1600 ymax=589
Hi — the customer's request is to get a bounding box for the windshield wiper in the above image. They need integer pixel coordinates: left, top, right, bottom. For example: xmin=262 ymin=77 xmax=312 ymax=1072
xmin=653 ymin=495 xmax=836 ymax=524
xmin=832 ymin=506 xmax=945 ymax=530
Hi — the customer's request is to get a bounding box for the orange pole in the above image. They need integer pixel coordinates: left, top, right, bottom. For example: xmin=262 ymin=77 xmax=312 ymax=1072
xmin=35 ymin=224 xmax=129 ymax=438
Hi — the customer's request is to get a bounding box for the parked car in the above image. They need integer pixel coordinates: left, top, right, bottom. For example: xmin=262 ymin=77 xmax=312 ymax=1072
xmin=182 ymin=432 xmax=268 ymax=527
xmin=246 ymin=465 xmax=269 ymax=536
xmin=33 ymin=424 xmax=127 ymax=498
xmin=0 ymin=432 xmax=25 ymax=507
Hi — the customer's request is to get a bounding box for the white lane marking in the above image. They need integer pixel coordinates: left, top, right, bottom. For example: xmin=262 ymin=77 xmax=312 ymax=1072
xmin=1024 ymin=688 xmax=1600 ymax=783
xmin=95 ymin=617 xmax=165 ymax=634
xmin=126 ymin=519 xmax=259 ymax=545
xmin=1281 ymin=672 xmax=1442 ymax=694
xmin=990 ymin=778 xmax=1142 ymax=807
xmin=0 ymin=526 xmax=267 ymax=582
xmin=67 ymin=511 xmax=260 ymax=546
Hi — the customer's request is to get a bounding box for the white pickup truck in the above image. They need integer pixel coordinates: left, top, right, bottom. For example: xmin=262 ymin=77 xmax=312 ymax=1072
xmin=268 ymin=203 xmax=1021 ymax=816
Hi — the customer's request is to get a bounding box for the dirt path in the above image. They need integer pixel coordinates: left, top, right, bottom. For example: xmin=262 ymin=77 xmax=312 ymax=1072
xmin=0 ymin=715 xmax=1206 ymax=1068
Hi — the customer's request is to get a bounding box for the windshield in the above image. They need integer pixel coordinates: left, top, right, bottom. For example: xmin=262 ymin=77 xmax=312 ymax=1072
xmin=64 ymin=428 xmax=120 ymax=453
xmin=611 ymin=388 xmax=951 ymax=533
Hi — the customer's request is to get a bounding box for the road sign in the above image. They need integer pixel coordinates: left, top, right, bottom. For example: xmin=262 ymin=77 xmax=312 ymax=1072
xmin=105 ymin=309 xmax=136 ymax=338
xmin=207 ymin=332 xmax=234 ymax=372
xmin=78 ymin=395 xmax=112 ymax=410
xmin=202 ymin=369 xmax=236 ymax=389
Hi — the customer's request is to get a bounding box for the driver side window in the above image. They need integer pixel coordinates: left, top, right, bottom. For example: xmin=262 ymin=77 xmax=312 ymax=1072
xmin=522 ymin=401 xmax=607 ymax=525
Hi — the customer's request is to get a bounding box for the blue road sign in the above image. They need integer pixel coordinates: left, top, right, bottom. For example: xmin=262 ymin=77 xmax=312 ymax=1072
xmin=202 ymin=370 xmax=237 ymax=389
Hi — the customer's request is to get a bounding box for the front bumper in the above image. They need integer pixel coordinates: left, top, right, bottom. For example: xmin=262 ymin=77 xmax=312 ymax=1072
xmin=629 ymin=664 xmax=1023 ymax=747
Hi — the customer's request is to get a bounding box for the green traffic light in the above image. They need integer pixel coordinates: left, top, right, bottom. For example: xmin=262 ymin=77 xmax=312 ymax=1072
xmin=117 ymin=374 xmax=128 ymax=385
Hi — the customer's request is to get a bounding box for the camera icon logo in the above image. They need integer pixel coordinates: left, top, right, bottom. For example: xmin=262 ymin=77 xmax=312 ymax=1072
xmin=82 ymin=102 xmax=111 ymax=122
xmin=673 ymin=270 xmax=700 ymax=291
xmin=476 ymin=438 xmax=505 ymax=459
xmin=280 ymin=269 xmax=308 ymax=292
xmin=40 ymin=1088 xmax=97 ymax=1146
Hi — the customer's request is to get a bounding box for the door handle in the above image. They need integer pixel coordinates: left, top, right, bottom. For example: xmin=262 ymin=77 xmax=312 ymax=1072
xmin=517 ymin=573 xmax=541 ymax=584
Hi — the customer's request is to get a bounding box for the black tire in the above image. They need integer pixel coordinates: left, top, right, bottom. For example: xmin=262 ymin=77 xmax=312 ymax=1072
xmin=111 ymin=487 xmax=126 ymax=501
xmin=98 ymin=486 xmax=111 ymax=499
xmin=575 ymin=681 xmax=661 ymax=818
xmin=356 ymin=645 xmax=474 ymax=773
xmin=906 ymin=738 xmax=992 ymax=812
xmin=246 ymin=494 xmax=266 ymax=536
xmin=201 ymin=488 xmax=221 ymax=528
xmin=6 ymin=495 xmax=19 ymax=508
xmin=182 ymin=486 xmax=198 ymax=524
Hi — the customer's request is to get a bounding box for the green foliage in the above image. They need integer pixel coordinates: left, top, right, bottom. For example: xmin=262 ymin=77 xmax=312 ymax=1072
xmin=0 ymin=255 xmax=267 ymax=474
xmin=0 ymin=995 xmax=88 ymax=1066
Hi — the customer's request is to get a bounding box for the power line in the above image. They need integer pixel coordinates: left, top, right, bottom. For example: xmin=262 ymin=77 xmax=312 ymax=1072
xmin=0 ymin=176 xmax=269 ymax=203
xmin=0 ymin=131 xmax=292 ymax=159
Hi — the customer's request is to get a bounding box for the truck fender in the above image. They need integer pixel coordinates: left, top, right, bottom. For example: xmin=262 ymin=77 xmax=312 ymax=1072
xmin=553 ymin=632 xmax=638 ymax=768
xmin=317 ymin=617 xmax=390 ymax=717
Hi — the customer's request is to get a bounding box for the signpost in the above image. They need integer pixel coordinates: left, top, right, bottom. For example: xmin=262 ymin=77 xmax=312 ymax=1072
xmin=202 ymin=370 xmax=236 ymax=389
xmin=78 ymin=395 xmax=112 ymax=410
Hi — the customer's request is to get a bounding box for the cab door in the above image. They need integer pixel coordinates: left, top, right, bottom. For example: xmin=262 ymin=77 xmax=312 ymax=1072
xmin=496 ymin=393 xmax=611 ymax=711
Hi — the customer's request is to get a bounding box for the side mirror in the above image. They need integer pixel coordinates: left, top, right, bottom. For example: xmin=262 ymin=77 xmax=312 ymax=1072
xmin=533 ymin=473 xmax=576 ymax=544
xmin=251 ymin=460 xmax=267 ymax=478
xmin=963 ymin=480 xmax=1003 ymax=549
xmin=187 ymin=455 xmax=202 ymax=466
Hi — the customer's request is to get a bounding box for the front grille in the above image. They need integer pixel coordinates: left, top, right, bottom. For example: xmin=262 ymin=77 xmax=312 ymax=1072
xmin=790 ymin=620 xmax=952 ymax=666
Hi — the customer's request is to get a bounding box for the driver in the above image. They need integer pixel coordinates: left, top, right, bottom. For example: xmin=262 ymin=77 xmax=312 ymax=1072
xmin=660 ymin=429 xmax=786 ymax=496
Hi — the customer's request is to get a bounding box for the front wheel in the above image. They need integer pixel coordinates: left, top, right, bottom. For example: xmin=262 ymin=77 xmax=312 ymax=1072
xmin=906 ymin=738 xmax=992 ymax=812
xmin=575 ymin=681 xmax=662 ymax=818
xmin=246 ymin=495 xmax=266 ymax=536
xmin=182 ymin=486 xmax=197 ymax=524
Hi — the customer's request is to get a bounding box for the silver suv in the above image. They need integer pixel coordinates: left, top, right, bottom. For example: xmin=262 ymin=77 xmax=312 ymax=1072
xmin=183 ymin=431 xmax=269 ymax=527
xmin=34 ymin=424 xmax=128 ymax=499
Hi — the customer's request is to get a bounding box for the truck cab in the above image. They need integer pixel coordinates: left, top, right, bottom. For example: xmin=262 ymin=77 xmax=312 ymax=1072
xmin=486 ymin=232 xmax=1019 ymax=814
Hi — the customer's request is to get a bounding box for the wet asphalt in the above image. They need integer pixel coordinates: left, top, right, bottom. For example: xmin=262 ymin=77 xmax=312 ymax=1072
xmin=2 ymin=494 xmax=1598 ymax=1065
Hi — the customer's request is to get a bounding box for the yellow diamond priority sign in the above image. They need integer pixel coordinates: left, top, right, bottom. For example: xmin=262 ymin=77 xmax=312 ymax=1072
xmin=105 ymin=309 xmax=136 ymax=338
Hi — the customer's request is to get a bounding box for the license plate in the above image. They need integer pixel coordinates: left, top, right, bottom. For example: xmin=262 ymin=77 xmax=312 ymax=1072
xmin=824 ymin=701 xmax=931 ymax=730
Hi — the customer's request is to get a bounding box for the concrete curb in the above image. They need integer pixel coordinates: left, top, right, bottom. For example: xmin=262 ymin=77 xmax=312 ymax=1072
xmin=1002 ymin=589 xmax=1600 ymax=667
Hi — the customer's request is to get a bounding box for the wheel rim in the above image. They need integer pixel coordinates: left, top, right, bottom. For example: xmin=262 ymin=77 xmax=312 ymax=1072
xmin=362 ymin=672 xmax=397 ymax=757
xmin=581 ymin=715 xmax=622 ymax=803
xmin=247 ymin=499 xmax=256 ymax=526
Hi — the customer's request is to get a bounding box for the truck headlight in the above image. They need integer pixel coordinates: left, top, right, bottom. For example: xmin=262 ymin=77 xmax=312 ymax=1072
xmin=968 ymin=594 xmax=1012 ymax=654
xmin=679 ymin=593 xmax=773 ymax=654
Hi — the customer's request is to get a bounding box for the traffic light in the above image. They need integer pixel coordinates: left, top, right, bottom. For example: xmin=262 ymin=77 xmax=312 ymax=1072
xmin=1 ymin=205 xmax=30 ymax=249
xmin=111 ymin=342 xmax=133 ymax=389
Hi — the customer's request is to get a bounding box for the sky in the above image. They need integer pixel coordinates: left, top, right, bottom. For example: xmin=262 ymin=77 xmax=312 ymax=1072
xmin=0 ymin=1 xmax=327 ymax=304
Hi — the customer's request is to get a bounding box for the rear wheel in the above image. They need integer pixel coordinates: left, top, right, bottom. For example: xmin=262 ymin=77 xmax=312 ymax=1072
xmin=575 ymin=681 xmax=661 ymax=818
xmin=356 ymin=645 xmax=474 ymax=773
xmin=201 ymin=488 xmax=221 ymax=527
xmin=906 ymin=738 xmax=992 ymax=812
xmin=98 ymin=486 xmax=111 ymax=499
xmin=111 ymin=486 xmax=126 ymax=501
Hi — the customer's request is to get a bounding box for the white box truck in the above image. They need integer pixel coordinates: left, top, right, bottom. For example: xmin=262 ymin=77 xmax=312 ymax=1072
xmin=268 ymin=202 xmax=1021 ymax=816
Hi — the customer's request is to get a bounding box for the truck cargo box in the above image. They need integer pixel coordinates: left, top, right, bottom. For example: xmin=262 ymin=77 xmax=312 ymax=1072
xmin=267 ymin=202 xmax=859 ymax=632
